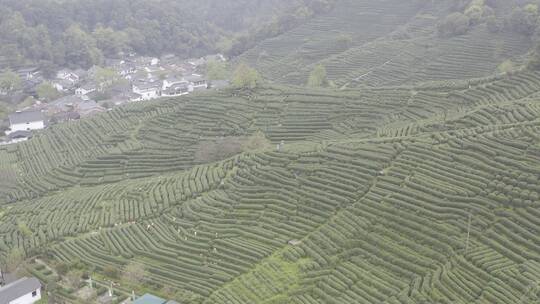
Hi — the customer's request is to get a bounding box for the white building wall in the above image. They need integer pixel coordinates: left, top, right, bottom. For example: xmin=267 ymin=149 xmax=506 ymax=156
xmin=9 ymin=288 xmax=41 ymax=304
xmin=133 ymin=87 xmax=160 ymax=100
xmin=9 ymin=121 xmax=45 ymax=133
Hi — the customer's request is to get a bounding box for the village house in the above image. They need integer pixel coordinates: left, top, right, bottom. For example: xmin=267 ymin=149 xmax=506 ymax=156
xmin=184 ymin=74 xmax=208 ymax=91
xmin=132 ymin=81 xmax=161 ymax=100
xmin=77 ymin=99 xmax=106 ymax=117
xmin=48 ymin=95 xmax=85 ymax=113
xmin=160 ymin=54 xmax=177 ymax=65
xmin=162 ymin=82 xmax=190 ymax=97
xmin=118 ymin=62 xmax=137 ymax=78
xmin=187 ymin=57 xmax=207 ymax=68
xmin=16 ymin=67 xmax=40 ymax=81
xmin=50 ymin=111 xmax=80 ymax=124
xmin=47 ymin=95 xmax=104 ymax=118
xmin=6 ymin=110 xmax=45 ymax=135
xmin=162 ymin=77 xmax=186 ymax=91
xmin=75 ymin=83 xmax=97 ymax=97
xmin=0 ymin=277 xmax=41 ymax=304
xmin=204 ymin=53 xmax=227 ymax=63
xmin=52 ymin=79 xmax=76 ymax=92
xmin=56 ymin=69 xmax=84 ymax=83
xmin=161 ymin=77 xmax=190 ymax=97
xmin=6 ymin=130 xmax=33 ymax=144
xmin=127 ymin=92 xmax=144 ymax=102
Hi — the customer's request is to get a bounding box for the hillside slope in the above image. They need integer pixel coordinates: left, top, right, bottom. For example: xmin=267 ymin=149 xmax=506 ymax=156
xmin=238 ymin=0 xmax=533 ymax=87
xmin=0 ymin=69 xmax=540 ymax=302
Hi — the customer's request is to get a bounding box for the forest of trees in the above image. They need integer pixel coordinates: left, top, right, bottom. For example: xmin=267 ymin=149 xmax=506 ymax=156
xmin=0 ymin=0 xmax=336 ymax=71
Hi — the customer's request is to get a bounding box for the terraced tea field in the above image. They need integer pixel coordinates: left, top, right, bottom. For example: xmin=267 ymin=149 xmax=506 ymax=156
xmin=239 ymin=0 xmax=533 ymax=88
xmin=0 ymin=67 xmax=540 ymax=303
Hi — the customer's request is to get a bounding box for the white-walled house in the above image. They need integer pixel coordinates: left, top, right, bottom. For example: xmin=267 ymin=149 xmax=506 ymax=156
xmin=0 ymin=277 xmax=41 ymax=304
xmin=6 ymin=111 xmax=45 ymax=135
xmin=162 ymin=82 xmax=190 ymax=97
xmin=184 ymin=75 xmax=208 ymax=91
xmin=75 ymin=84 xmax=97 ymax=97
xmin=132 ymin=82 xmax=161 ymax=100
xmin=162 ymin=77 xmax=187 ymax=90
xmin=52 ymin=79 xmax=75 ymax=92
xmin=56 ymin=69 xmax=82 ymax=83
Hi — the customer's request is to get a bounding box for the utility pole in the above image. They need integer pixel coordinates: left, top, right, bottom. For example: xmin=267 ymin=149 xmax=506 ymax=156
xmin=465 ymin=212 xmax=472 ymax=254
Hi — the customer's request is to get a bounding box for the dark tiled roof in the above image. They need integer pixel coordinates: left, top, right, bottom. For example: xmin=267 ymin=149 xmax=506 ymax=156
xmin=184 ymin=75 xmax=205 ymax=83
xmin=8 ymin=111 xmax=44 ymax=125
xmin=7 ymin=130 xmax=32 ymax=140
xmin=134 ymin=82 xmax=160 ymax=90
xmin=0 ymin=277 xmax=41 ymax=304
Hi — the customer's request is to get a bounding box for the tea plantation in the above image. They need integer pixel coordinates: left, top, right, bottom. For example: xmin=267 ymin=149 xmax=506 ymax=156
xmin=239 ymin=0 xmax=533 ymax=88
xmin=0 ymin=65 xmax=539 ymax=303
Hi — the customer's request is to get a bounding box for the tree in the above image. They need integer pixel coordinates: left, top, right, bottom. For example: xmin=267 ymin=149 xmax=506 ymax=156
xmin=528 ymin=43 xmax=540 ymax=70
xmin=65 ymin=270 xmax=82 ymax=289
xmin=498 ymin=60 xmax=515 ymax=74
xmin=206 ymin=60 xmax=228 ymax=80
xmin=93 ymin=26 xmax=129 ymax=57
xmin=17 ymin=221 xmax=32 ymax=256
xmin=336 ymin=34 xmax=353 ymax=49
xmin=307 ymin=64 xmax=327 ymax=87
xmin=437 ymin=12 xmax=470 ymax=37
xmin=122 ymin=261 xmax=146 ymax=286
xmin=94 ymin=66 xmax=118 ymax=89
xmin=242 ymin=131 xmax=272 ymax=151
xmin=232 ymin=63 xmax=261 ymax=89
xmin=464 ymin=1 xmax=493 ymax=25
xmin=0 ymin=70 xmax=22 ymax=93
xmin=103 ymin=265 xmax=119 ymax=279
xmin=55 ymin=262 xmax=69 ymax=276
xmin=508 ymin=6 xmax=538 ymax=36
xmin=63 ymin=25 xmax=103 ymax=68
xmin=36 ymin=83 xmax=60 ymax=102
xmin=4 ymin=248 xmax=24 ymax=273
xmin=39 ymin=61 xmax=58 ymax=79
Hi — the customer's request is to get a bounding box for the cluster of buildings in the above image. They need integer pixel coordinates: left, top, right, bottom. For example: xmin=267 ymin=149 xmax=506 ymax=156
xmin=1 ymin=53 xmax=229 ymax=144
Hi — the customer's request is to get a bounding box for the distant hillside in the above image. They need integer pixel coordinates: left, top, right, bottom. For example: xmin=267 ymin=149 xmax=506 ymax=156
xmin=0 ymin=0 xmax=335 ymax=70
xmin=238 ymin=0 xmax=535 ymax=87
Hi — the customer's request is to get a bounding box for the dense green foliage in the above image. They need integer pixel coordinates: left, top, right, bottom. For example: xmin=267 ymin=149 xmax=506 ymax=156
xmin=0 ymin=0 xmax=336 ymax=69
xmin=307 ymin=64 xmax=328 ymax=87
xmin=232 ymin=63 xmax=261 ymax=89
